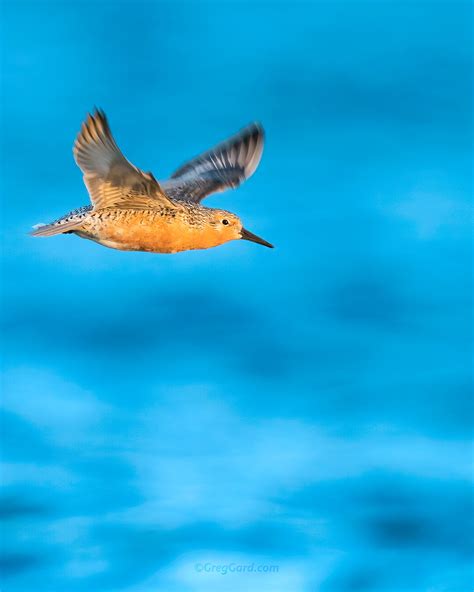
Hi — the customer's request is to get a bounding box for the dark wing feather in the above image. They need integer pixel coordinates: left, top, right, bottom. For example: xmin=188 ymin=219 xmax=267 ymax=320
xmin=162 ymin=123 xmax=264 ymax=203
xmin=73 ymin=109 xmax=176 ymax=210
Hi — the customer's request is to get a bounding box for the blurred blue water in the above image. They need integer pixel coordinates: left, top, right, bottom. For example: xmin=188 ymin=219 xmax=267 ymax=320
xmin=1 ymin=1 xmax=472 ymax=591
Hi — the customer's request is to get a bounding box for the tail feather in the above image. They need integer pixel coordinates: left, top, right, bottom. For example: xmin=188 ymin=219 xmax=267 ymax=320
xmin=30 ymin=205 xmax=91 ymax=237
xmin=30 ymin=219 xmax=81 ymax=237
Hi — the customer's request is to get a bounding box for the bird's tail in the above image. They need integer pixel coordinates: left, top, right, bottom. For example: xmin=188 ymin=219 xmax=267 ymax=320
xmin=30 ymin=219 xmax=82 ymax=237
xmin=30 ymin=206 xmax=91 ymax=237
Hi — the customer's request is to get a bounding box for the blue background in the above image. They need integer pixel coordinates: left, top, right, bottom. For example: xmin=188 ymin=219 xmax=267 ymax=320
xmin=2 ymin=1 xmax=473 ymax=591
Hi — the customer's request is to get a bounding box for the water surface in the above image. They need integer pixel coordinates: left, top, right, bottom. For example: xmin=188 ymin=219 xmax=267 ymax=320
xmin=1 ymin=2 xmax=472 ymax=590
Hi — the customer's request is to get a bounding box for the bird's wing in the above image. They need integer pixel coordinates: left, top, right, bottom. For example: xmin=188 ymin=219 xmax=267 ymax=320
xmin=162 ymin=123 xmax=264 ymax=203
xmin=73 ymin=110 xmax=177 ymax=211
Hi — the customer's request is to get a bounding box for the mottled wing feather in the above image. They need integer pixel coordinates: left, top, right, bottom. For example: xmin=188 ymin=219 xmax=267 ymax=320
xmin=162 ymin=123 xmax=264 ymax=202
xmin=73 ymin=109 xmax=176 ymax=210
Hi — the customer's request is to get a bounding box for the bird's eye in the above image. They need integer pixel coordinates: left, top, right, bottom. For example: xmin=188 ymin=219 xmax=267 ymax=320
xmin=222 ymin=219 xmax=229 ymax=225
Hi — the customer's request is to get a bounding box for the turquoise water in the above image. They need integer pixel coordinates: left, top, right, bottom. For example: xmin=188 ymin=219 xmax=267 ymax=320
xmin=1 ymin=2 xmax=473 ymax=591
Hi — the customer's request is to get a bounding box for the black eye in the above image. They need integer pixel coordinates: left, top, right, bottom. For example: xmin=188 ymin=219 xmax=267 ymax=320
xmin=222 ymin=219 xmax=229 ymax=225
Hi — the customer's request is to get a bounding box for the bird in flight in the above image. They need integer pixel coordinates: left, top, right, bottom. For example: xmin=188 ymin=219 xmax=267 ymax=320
xmin=31 ymin=110 xmax=273 ymax=253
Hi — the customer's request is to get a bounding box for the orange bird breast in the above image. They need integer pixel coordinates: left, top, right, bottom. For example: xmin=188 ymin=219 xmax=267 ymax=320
xmin=80 ymin=210 xmax=226 ymax=254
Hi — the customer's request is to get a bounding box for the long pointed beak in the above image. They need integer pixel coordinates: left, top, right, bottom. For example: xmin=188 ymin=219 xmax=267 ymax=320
xmin=240 ymin=228 xmax=274 ymax=248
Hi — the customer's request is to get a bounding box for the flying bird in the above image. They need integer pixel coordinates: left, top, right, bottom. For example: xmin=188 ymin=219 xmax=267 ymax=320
xmin=31 ymin=110 xmax=273 ymax=253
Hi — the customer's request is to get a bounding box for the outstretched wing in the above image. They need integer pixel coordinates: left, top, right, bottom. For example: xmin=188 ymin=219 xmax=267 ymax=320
xmin=162 ymin=123 xmax=264 ymax=203
xmin=73 ymin=109 xmax=176 ymax=210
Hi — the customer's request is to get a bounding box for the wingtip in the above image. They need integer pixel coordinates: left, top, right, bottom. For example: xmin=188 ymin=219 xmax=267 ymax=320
xmin=74 ymin=107 xmax=113 ymax=158
xmin=91 ymin=106 xmax=107 ymax=125
xmin=244 ymin=121 xmax=264 ymax=138
xmin=241 ymin=122 xmax=264 ymax=178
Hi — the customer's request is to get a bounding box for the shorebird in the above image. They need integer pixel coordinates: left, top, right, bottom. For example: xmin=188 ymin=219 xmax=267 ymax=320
xmin=31 ymin=110 xmax=273 ymax=253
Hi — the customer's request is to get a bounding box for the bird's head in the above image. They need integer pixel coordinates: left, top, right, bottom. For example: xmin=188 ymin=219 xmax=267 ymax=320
xmin=208 ymin=209 xmax=274 ymax=249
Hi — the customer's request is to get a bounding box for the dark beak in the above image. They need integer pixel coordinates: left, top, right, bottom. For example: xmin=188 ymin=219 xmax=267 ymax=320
xmin=240 ymin=228 xmax=274 ymax=248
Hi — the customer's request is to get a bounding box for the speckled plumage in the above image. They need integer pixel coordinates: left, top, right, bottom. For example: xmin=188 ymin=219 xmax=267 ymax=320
xmin=31 ymin=109 xmax=273 ymax=253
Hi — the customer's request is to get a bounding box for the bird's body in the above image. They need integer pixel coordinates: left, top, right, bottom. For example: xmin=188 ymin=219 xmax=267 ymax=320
xmin=51 ymin=203 xmax=242 ymax=253
xmin=32 ymin=110 xmax=273 ymax=253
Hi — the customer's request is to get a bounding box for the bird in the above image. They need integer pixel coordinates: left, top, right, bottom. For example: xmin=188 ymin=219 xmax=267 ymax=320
xmin=31 ymin=109 xmax=273 ymax=253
